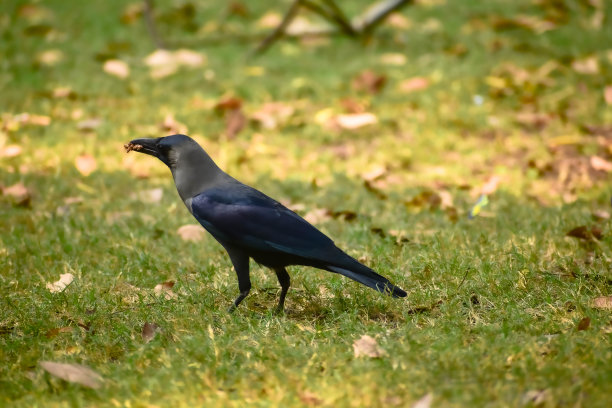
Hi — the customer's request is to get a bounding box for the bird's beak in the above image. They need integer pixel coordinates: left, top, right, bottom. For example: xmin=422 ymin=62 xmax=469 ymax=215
xmin=125 ymin=138 xmax=160 ymax=157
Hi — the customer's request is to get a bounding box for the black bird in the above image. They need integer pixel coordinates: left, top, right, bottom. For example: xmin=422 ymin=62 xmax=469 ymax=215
xmin=126 ymin=134 xmax=406 ymax=312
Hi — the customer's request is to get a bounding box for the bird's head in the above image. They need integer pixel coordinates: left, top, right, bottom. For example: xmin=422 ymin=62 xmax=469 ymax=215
xmin=125 ymin=134 xmax=200 ymax=169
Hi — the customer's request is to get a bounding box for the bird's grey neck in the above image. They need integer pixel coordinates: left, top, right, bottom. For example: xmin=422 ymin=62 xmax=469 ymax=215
xmin=170 ymin=152 xmax=232 ymax=206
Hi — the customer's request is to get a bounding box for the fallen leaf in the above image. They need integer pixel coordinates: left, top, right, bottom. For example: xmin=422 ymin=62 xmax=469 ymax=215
xmin=75 ymin=154 xmax=97 ymax=176
xmin=303 ymin=208 xmax=331 ymax=224
xmin=160 ymin=114 xmax=188 ymax=134
xmin=340 ymin=98 xmax=366 ymax=114
xmin=514 ymin=111 xmax=551 ymax=129
xmin=352 ymin=70 xmax=387 ymax=94
xmin=46 ymin=273 xmax=74 ymax=293
xmin=144 ymin=49 xmax=205 ymax=79
xmin=353 ymin=335 xmax=385 ymax=358
xmin=299 ymin=391 xmax=322 ymax=406
xmin=141 ymin=322 xmax=160 ymax=343
xmin=480 ymin=175 xmax=501 ymax=195
xmin=0 ymin=144 xmax=22 ymax=158
xmin=380 ymin=53 xmax=407 ymax=66
xmin=566 ymin=225 xmax=603 ymax=241
xmin=225 ymin=108 xmax=246 ymax=139
xmin=605 ymin=86 xmax=612 ymax=105
xmin=136 ymin=188 xmax=163 ymax=203
xmin=361 ymin=165 xmax=387 ymax=181
xmin=251 ymin=102 xmax=294 ymax=129
xmin=103 ymin=59 xmax=129 ymax=79
xmin=399 ymin=77 xmax=429 ymax=93
xmin=522 ymin=390 xmax=550 ymax=406
xmin=592 ymin=210 xmax=610 ymax=220
xmin=590 ymin=156 xmax=612 ymax=172
xmin=572 ymin=56 xmax=599 ymax=75
xmin=37 ymin=49 xmax=64 ymax=66
xmin=2 ymin=182 xmax=32 ymax=207
xmin=77 ymin=118 xmax=102 ymax=131
xmin=40 ymin=361 xmax=103 ymax=389
xmin=174 ymin=49 xmax=206 ymax=67
xmin=412 ymin=393 xmax=433 ymax=408
xmin=177 ymin=224 xmax=205 ymax=242
xmin=154 ymin=281 xmax=177 ymax=300
xmin=45 ymin=327 xmax=74 ymax=339
xmin=256 ymin=11 xmax=282 ymax=29
xmin=13 ymin=113 xmax=51 ymax=126
xmin=592 ymin=296 xmax=612 ymax=309
xmin=215 ymin=96 xmax=243 ymax=112
xmin=335 ymin=112 xmax=378 ymax=130
xmin=576 ymin=317 xmax=590 ymax=331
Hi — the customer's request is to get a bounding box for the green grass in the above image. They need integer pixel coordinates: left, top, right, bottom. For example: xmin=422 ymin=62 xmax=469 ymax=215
xmin=1 ymin=0 xmax=611 ymax=406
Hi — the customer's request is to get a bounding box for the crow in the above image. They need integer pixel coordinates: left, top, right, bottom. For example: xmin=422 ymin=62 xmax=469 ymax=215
xmin=126 ymin=134 xmax=406 ymax=312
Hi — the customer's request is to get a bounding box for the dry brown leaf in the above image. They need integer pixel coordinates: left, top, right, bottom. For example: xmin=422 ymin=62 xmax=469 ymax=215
xmin=177 ymin=224 xmax=205 ymax=242
xmin=13 ymin=113 xmax=51 ymax=127
xmin=299 ymin=391 xmax=323 ymax=406
xmin=576 ymin=317 xmax=590 ymax=331
xmin=604 ymin=86 xmax=612 ymax=105
xmin=103 ymin=59 xmax=130 ymax=79
xmin=46 ymin=273 xmax=74 ymax=293
xmin=225 ymin=109 xmax=246 ymax=139
xmin=40 ymin=361 xmax=103 ymax=389
xmin=303 ymin=208 xmax=331 ymax=224
xmin=251 ymin=102 xmax=294 ymax=129
xmin=45 ymin=327 xmax=74 ymax=339
xmin=522 ymin=390 xmax=550 ymax=406
xmin=399 ymin=77 xmax=429 ymax=93
xmin=141 ymin=322 xmax=160 ymax=343
xmin=137 ymin=188 xmax=163 ymax=203
xmin=590 ymin=156 xmax=612 ymax=172
xmin=592 ymin=296 xmax=612 ymax=309
xmin=77 ymin=118 xmax=102 ymax=131
xmin=335 ymin=112 xmax=378 ymax=130
xmin=215 ymin=97 xmax=243 ymax=112
xmin=154 ymin=281 xmax=177 ymax=300
xmin=480 ymin=175 xmax=501 ymax=195
xmin=0 ymin=144 xmax=22 ymax=158
xmin=572 ymin=57 xmax=599 ymax=75
xmin=160 ymin=114 xmax=188 ymax=134
xmin=353 ymin=335 xmax=385 ymax=358
xmin=411 ymin=393 xmax=433 ymax=408
xmin=174 ymin=49 xmax=206 ymax=67
xmin=380 ymin=53 xmax=407 ymax=66
xmin=566 ymin=225 xmax=603 ymax=241
xmin=2 ymin=182 xmax=32 ymax=207
xmin=75 ymin=154 xmax=97 ymax=176
xmin=37 ymin=49 xmax=64 ymax=66
xmin=257 ymin=11 xmax=282 ymax=29
xmin=592 ymin=210 xmax=610 ymax=220
xmin=362 ymin=165 xmax=387 ymax=182
xmin=352 ymin=70 xmax=387 ymax=94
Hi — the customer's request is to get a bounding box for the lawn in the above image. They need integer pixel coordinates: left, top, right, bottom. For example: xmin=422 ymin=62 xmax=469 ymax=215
xmin=1 ymin=0 xmax=611 ymax=406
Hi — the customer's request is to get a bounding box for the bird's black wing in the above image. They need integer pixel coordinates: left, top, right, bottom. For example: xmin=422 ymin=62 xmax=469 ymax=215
xmin=190 ymin=184 xmax=407 ymax=298
xmin=189 ymin=185 xmax=339 ymax=262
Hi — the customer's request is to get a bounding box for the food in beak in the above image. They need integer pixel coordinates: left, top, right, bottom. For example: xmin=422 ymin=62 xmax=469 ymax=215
xmin=124 ymin=143 xmax=143 ymax=153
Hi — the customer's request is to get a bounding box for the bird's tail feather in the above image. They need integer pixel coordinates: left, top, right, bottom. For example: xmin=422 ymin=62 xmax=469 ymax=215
xmin=327 ymin=263 xmax=407 ymax=298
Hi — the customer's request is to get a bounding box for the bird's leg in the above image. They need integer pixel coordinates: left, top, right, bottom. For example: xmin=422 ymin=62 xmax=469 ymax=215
xmin=225 ymin=248 xmax=251 ymax=313
xmin=273 ymin=267 xmax=291 ymax=314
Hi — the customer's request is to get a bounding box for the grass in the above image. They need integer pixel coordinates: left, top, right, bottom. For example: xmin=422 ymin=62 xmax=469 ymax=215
xmin=1 ymin=0 xmax=611 ymax=406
